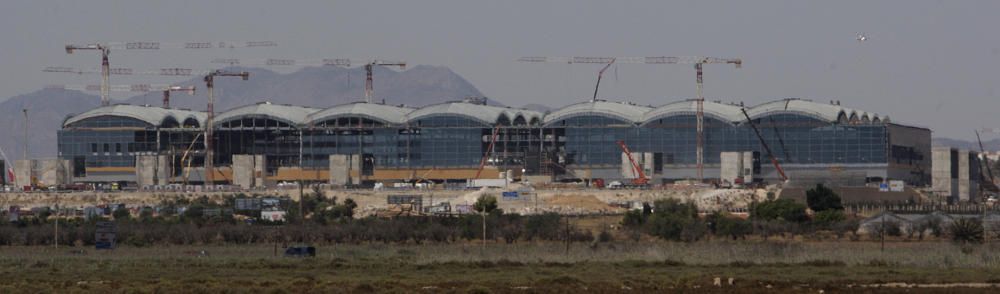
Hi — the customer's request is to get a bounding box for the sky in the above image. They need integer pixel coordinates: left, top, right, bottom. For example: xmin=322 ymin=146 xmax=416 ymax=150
xmin=1 ymin=0 xmax=999 ymax=140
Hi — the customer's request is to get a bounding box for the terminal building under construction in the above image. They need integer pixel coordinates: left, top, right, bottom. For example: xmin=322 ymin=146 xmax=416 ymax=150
xmin=47 ymin=97 xmax=932 ymax=189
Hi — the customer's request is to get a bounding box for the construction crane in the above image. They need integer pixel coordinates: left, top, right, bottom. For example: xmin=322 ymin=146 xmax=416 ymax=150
xmin=64 ymin=44 xmax=112 ymax=106
xmin=476 ymin=127 xmax=502 ymax=179
xmin=59 ymin=40 xmax=275 ymax=106
xmin=518 ymin=56 xmax=742 ymax=181
xmin=741 ymin=108 xmax=788 ymax=182
xmin=202 ymin=70 xmax=249 ymax=186
xmin=592 ymin=58 xmax=616 ymax=102
xmin=976 ymin=129 xmax=999 ymax=196
xmin=365 ymin=61 xmax=406 ymax=104
xmin=616 ymin=140 xmax=649 ymax=186
xmin=209 ymin=58 xmax=406 ymax=104
xmin=46 ymin=84 xmax=195 ymax=108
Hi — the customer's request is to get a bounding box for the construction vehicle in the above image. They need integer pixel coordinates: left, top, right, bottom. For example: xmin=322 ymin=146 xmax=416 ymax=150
xmin=740 ymin=108 xmax=789 ymax=182
xmin=616 ymin=140 xmax=649 ymax=187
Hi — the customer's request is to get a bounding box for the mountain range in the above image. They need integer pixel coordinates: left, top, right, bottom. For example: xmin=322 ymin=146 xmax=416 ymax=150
xmin=0 ymin=65 xmax=489 ymax=161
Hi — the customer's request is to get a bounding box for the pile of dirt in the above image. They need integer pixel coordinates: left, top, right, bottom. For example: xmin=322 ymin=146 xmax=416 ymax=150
xmin=546 ymin=194 xmax=617 ymax=211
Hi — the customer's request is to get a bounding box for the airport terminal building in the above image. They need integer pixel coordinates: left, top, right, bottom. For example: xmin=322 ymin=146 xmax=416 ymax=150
xmin=54 ymin=97 xmax=931 ymax=188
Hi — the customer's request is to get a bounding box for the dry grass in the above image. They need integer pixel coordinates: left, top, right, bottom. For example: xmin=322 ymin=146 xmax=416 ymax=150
xmin=1 ymin=241 xmax=1000 ymax=292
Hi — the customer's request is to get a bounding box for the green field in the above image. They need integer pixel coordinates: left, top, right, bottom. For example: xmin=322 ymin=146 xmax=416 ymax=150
xmin=2 ymin=242 xmax=1000 ymax=293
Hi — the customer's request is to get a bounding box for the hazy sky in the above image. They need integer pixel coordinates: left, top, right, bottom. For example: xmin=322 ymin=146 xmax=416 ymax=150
xmin=2 ymin=1 xmax=999 ymax=139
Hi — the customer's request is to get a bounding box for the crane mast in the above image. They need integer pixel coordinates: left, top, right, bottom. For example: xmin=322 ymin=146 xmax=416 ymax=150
xmin=203 ymin=70 xmax=249 ymax=186
xmin=365 ymin=61 xmax=406 ymax=104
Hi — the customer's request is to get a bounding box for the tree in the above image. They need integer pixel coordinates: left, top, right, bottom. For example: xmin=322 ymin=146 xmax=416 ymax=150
xmin=474 ymin=194 xmax=498 ymax=214
xmin=752 ymin=199 xmax=808 ymax=222
xmin=806 ymin=184 xmax=843 ymax=212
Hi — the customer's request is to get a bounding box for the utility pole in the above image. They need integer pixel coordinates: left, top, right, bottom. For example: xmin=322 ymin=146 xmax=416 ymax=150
xmin=203 ymin=70 xmax=249 ymax=187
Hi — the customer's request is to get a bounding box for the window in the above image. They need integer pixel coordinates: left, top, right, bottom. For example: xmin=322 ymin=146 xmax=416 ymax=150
xmin=103 ymin=144 xmax=110 ymax=153
xmin=91 ymin=143 xmax=98 ymax=153
xmin=115 ymin=143 xmax=122 ymax=153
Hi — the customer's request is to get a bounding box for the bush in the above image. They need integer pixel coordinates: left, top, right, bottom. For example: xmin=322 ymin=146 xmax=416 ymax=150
xmin=752 ymin=199 xmax=808 ymax=222
xmin=805 ymin=184 xmax=843 ymax=212
xmin=112 ymin=207 xmax=131 ymax=220
xmin=713 ymin=215 xmax=752 ymax=240
xmin=646 ymin=213 xmax=690 ymax=241
xmin=622 ymin=209 xmax=645 ymax=228
xmin=474 ymin=195 xmax=498 ymax=214
xmin=950 ymin=218 xmax=984 ymax=244
xmin=812 ymin=210 xmax=846 ymax=227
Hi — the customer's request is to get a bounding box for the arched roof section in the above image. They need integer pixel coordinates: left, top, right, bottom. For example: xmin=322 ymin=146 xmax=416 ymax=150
xmin=640 ymin=100 xmax=744 ymax=125
xmin=744 ymin=99 xmax=884 ymax=123
xmin=160 ymin=116 xmax=180 ymax=128
xmin=214 ymin=102 xmax=319 ymax=127
xmin=305 ymin=102 xmax=414 ymax=126
xmin=63 ymin=104 xmax=206 ymax=128
xmin=543 ymin=100 xmax=650 ymax=126
xmin=182 ymin=116 xmax=201 ymax=128
xmin=405 ymin=101 xmax=543 ymax=126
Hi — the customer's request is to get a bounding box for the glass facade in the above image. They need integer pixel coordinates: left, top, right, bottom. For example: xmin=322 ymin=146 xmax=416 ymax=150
xmin=57 ymin=101 xmax=926 ymax=184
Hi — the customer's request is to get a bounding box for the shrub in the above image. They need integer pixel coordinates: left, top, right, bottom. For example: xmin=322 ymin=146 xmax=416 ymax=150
xmin=112 ymin=207 xmax=131 ymax=220
xmin=812 ymin=210 xmax=846 ymax=227
xmin=646 ymin=213 xmax=690 ymax=241
xmin=805 ymin=184 xmax=843 ymax=212
xmin=752 ymin=199 xmax=808 ymax=222
xmin=950 ymin=218 xmax=984 ymax=244
xmin=714 ymin=216 xmax=752 ymax=240
xmin=621 ymin=209 xmax=645 ymax=228
xmin=474 ymin=195 xmax=498 ymax=214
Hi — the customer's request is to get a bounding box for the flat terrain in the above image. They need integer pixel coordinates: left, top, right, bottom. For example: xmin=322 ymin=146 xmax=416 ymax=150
xmin=2 ymin=242 xmax=1000 ymax=293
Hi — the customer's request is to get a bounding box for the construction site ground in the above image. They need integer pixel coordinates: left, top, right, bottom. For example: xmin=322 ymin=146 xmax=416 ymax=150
xmin=0 ymin=185 xmax=771 ymax=216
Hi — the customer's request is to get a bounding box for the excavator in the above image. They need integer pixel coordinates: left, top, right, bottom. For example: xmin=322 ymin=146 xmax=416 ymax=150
xmin=616 ymin=140 xmax=649 ymax=187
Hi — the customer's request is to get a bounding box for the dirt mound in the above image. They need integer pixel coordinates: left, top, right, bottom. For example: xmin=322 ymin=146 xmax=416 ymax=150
xmin=546 ymin=194 xmax=617 ymax=211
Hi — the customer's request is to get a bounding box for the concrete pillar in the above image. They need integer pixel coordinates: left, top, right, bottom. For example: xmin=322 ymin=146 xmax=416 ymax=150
xmin=931 ymin=147 xmax=954 ymax=199
xmin=720 ymin=152 xmax=741 ymax=184
xmin=958 ymin=150 xmax=971 ymax=202
xmin=14 ymin=160 xmax=31 ymax=188
xmin=742 ymin=151 xmax=755 ymax=183
xmin=232 ymin=155 xmax=254 ymax=190
xmin=329 ymin=154 xmax=350 ymax=186
xmin=135 ymin=155 xmax=168 ymax=186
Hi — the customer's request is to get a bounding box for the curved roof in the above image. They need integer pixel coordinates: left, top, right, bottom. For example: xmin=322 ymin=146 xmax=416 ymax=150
xmin=640 ymin=100 xmax=745 ymax=124
xmin=214 ymin=102 xmax=320 ymax=126
xmin=743 ymin=99 xmax=883 ymax=123
xmin=63 ymin=104 xmax=206 ymax=128
xmin=405 ymin=101 xmax=543 ymax=125
xmin=543 ymin=100 xmax=651 ymax=125
xmin=305 ymin=102 xmax=414 ymax=125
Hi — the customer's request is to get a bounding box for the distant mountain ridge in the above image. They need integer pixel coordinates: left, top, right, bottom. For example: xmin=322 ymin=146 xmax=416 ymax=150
xmin=933 ymin=137 xmax=1000 ymax=151
xmin=0 ymin=65 xmax=486 ymax=159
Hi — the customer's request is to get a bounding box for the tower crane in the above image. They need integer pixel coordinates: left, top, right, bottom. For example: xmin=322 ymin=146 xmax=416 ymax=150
xmin=209 ymin=58 xmax=406 ymax=104
xmin=203 ymin=70 xmax=249 ymax=186
xmin=59 ymin=40 xmax=275 ymax=106
xmin=518 ymin=56 xmax=742 ymax=181
xmin=365 ymin=61 xmax=406 ymax=104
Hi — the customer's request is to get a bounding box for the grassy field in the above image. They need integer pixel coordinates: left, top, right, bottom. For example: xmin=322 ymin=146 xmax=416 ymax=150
xmin=2 ymin=241 xmax=1000 ymax=293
